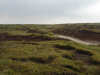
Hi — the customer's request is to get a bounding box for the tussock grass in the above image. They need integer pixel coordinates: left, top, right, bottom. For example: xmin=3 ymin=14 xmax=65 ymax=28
xmin=0 ymin=24 xmax=100 ymax=75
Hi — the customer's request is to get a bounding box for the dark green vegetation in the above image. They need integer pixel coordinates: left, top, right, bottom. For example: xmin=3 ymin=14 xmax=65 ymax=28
xmin=0 ymin=24 xmax=100 ymax=75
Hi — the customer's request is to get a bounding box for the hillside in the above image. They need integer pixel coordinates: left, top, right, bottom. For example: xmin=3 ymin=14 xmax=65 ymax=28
xmin=52 ymin=23 xmax=100 ymax=42
xmin=0 ymin=24 xmax=100 ymax=75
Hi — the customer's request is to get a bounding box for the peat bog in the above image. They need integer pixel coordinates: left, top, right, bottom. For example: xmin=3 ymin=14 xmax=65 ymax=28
xmin=0 ymin=24 xmax=100 ymax=75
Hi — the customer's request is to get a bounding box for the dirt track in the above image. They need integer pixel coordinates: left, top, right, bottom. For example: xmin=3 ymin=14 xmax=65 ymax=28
xmin=55 ymin=35 xmax=100 ymax=45
xmin=53 ymin=29 xmax=100 ymax=42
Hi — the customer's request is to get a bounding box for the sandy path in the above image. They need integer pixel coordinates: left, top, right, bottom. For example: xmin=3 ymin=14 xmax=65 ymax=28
xmin=55 ymin=35 xmax=100 ymax=45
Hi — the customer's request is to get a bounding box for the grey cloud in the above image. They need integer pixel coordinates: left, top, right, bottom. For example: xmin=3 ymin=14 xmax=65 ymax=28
xmin=0 ymin=0 xmax=99 ymax=24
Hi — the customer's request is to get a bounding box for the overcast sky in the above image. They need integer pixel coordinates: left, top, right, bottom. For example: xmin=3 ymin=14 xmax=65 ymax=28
xmin=0 ymin=0 xmax=100 ymax=24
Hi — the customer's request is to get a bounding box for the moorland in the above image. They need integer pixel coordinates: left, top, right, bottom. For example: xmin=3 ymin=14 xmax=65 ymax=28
xmin=0 ymin=24 xmax=100 ymax=75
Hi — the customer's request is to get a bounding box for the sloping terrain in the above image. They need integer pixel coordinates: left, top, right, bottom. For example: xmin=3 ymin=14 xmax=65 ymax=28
xmin=0 ymin=24 xmax=100 ymax=75
xmin=52 ymin=23 xmax=100 ymax=42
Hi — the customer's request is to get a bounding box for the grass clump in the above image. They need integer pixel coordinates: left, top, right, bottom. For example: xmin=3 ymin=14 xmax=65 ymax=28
xmin=0 ymin=24 xmax=100 ymax=75
xmin=90 ymin=53 xmax=100 ymax=65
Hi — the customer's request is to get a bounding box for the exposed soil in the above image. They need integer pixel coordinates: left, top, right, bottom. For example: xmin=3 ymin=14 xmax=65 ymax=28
xmin=53 ymin=29 xmax=100 ymax=42
xmin=64 ymin=51 xmax=94 ymax=65
xmin=0 ymin=33 xmax=56 ymax=41
xmin=55 ymin=45 xmax=76 ymax=50
xmin=55 ymin=44 xmax=94 ymax=65
xmin=74 ymin=50 xmax=93 ymax=64
xmin=11 ymin=56 xmax=56 ymax=64
xmin=64 ymin=65 xmax=80 ymax=72
xmin=74 ymin=30 xmax=100 ymax=41
xmin=22 ymin=42 xmax=39 ymax=45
